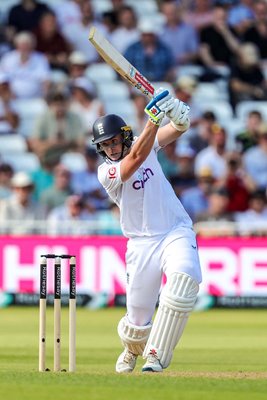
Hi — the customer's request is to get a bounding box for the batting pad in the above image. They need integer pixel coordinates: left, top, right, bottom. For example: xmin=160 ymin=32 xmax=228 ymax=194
xmin=118 ymin=316 xmax=152 ymax=356
xmin=143 ymin=273 xmax=199 ymax=368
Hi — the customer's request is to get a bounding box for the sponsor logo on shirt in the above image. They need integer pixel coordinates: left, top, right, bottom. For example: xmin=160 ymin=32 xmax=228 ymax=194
xmin=132 ymin=168 xmax=154 ymax=190
xmin=108 ymin=167 xmax=117 ymax=179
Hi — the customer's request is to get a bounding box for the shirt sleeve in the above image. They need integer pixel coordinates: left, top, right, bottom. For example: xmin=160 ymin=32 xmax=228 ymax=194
xmin=98 ymin=162 xmax=122 ymax=195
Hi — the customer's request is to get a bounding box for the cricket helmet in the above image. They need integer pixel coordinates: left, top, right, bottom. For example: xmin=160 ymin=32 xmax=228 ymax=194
xmin=92 ymin=114 xmax=133 ymax=160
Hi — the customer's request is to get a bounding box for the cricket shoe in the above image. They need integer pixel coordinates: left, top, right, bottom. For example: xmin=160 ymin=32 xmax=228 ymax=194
xmin=142 ymin=349 xmax=163 ymax=373
xmin=115 ymin=349 xmax=138 ymax=373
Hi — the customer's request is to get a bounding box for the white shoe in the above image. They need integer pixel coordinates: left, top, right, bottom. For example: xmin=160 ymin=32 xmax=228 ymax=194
xmin=142 ymin=349 xmax=163 ymax=372
xmin=115 ymin=349 xmax=138 ymax=373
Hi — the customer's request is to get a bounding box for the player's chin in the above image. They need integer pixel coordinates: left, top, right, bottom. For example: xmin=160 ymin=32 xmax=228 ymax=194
xmin=109 ymin=153 xmax=121 ymax=161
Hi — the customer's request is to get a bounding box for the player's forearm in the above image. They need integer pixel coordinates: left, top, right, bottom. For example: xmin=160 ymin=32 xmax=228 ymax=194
xmin=120 ymin=120 xmax=158 ymax=181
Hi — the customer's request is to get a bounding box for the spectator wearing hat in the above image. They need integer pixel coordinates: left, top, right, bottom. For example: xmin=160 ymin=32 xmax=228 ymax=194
xmin=229 ymin=42 xmax=267 ymax=112
xmin=160 ymin=1 xmax=199 ymax=66
xmin=0 ymin=163 xmax=14 ymax=199
xmin=68 ymin=51 xmax=88 ymax=79
xmin=124 ymin=18 xmax=176 ymax=82
xmin=28 ymin=89 xmax=87 ymax=162
xmin=180 ymin=166 xmax=216 ymax=222
xmin=0 ymin=74 xmax=19 ymax=134
xmin=0 ymin=171 xmax=46 ymax=234
xmin=47 ymin=194 xmax=95 ymax=236
xmin=0 ymin=31 xmax=51 ymax=99
xmin=243 ymin=122 xmax=267 ymax=190
xmin=71 ymin=147 xmax=108 ymax=210
xmin=69 ymin=77 xmax=105 ymax=139
xmin=34 ymin=10 xmax=71 ymax=72
xmin=194 ymin=123 xmax=228 ymax=179
xmin=40 ymin=164 xmax=73 ymax=213
xmin=234 ymin=189 xmax=267 ymax=235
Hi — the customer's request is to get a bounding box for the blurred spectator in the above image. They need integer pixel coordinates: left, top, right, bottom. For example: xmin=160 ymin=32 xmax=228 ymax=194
xmin=227 ymin=0 xmax=255 ymax=39
xmin=111 ymin=0 xmax=125 ymax=12
xmin=221 ymin=151 xmax=256 ymax=212
xmin=157 ymin=141 xmax=179 ymax=180
xmin=173 ymin=75 xmax=202 ymax=140
xmin=68 ymin=51 xmax=88 ymax=79
xmin=229 ymin=43 xmax=267 ymax=111
xmin=170 ymin=144 xmax=196 ymax=197
xmin=0 ymin=171 xmax=46 ymax=234
xmin=71 ymin=147 xmax=108 ymax=210
xmin=180 ymin=166 xmax=215 ymax=222
xmin=31 ymin=152 xmax=57 ymax=200
xmin=198 ymin=5 xmax=240 ymax=77
xmin=243 ymin=122 xmax=267 ymax=190
xmin=234 ymin=189 xmax=267 ymax=234
xmin=6 ymin=0 xmax=51 ymax=40
xmin=69 ymin=77 xmax=105 ymax=139
xmin=124 ymin=18 xmax=176 ymax=82
xmin=160 ymin=0 xmax=199 ymax=66
xmin=109 ymin=5 xmax=139 ymax=54
xmin=0 ymin=163 xmax=14 ymax=199
xmin=194 ymin=123 xmax=228 ymax=179
xmin=101 ymin=10 xmax=119 ymax=35
xmin=183 ymin=0 xmax=214 ymax=31
xmin=195 ymin=186 xmax=234 ymax=223
xmin=96 ymin=202 xmax=122 ymax=235
xmin=0 ymin=31 xmax=51 ymax=99
xmin=0 ymin=74 xmax=19 ymax=134
xmin=235 ymin=110 xmax=263 ymax=153
xmin=47 ymin=194 xmax=95 ymax=235
xmin=62 ymin=0 xmax=108 ymax=63
xmin=34 ymin=10 xmax=71 ymax=72
xmin=52 ymin=0 xmax=82 ymax=32
xmin=243 ymin=0 xmax=267 ymax=61
xmin=40 ymin=164 xmax=72 ymax=213
xmin=130 ymin=91 xmax=148 ymax=134
xmin=189 ymin=110 xmax=217 ymax=153
xmin=28 ymin=89 xmax=87 ymax=162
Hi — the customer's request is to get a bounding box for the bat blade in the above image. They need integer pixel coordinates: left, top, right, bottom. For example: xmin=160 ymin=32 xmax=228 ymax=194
xmin=89 ymin=26 xmax=155 ymax=98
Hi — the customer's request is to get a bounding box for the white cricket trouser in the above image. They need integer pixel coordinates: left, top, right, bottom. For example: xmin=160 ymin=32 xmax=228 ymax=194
xmin=125 ymin=227 xmax=202 ymax=326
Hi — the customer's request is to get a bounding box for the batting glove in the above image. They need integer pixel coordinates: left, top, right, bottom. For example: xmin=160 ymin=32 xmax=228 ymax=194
xmin=144 ymin=88 xmax=174 ymax=126
xmin=167 ymin=99 xmax=191 ymax=131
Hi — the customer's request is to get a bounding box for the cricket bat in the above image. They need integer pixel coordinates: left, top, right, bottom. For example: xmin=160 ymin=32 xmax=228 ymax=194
xmin=89 ymin=26 xmax=155 ymax=99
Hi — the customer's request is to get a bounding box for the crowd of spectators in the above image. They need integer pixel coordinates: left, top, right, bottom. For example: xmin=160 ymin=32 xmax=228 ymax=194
xmin=0 ymin=0 xmax=266 ymax=236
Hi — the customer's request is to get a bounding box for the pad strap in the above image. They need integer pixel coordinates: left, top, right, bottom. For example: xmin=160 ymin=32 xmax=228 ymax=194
xmin=118 ymin=316 xmax=152 ymax=356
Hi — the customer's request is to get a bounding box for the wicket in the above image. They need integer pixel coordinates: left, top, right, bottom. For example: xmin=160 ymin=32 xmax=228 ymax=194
xmin=39 ymin=254 xmax=76 ymax=372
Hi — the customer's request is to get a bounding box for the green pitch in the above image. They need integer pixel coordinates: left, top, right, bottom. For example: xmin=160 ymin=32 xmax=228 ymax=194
xmin=0 ymin=307 xmax=267 ymax=400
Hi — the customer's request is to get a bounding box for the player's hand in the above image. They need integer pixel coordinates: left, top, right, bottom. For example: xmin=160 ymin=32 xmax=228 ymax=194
xmin=144 ymin=88 xmax=173 ymax=126
xmin=167 ymin=99 xmax=190 ymax=131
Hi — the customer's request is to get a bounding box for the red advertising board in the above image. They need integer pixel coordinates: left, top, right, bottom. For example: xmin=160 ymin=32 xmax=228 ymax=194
xmin=0 ymin=236 xmax=267 ymax=297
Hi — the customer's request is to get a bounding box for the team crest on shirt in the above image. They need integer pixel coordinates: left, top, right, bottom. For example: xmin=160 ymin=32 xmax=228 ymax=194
xmin=108 ymin=167 xmax=117 ymax=179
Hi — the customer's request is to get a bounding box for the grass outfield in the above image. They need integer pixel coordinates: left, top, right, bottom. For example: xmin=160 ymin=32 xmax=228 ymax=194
xmin=0 ymin=307 xmax=267 ymax=400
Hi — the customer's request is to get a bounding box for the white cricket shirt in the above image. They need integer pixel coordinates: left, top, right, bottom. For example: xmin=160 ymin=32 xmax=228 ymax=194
xmin=98 ymin=137 xmax=192 ymax=238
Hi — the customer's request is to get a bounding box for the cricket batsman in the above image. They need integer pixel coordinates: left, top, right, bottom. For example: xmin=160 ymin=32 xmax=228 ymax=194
xmin=92 ymin=88 xmax=202 ymax=373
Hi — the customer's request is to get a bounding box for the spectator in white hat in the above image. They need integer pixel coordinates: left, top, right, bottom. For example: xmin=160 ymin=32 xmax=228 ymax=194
xmin=0 ymin=171 xmax=46 ymax=234
xmin=68 ymin=51 xmax=88 ymax=79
